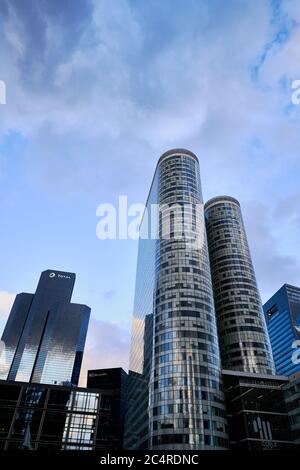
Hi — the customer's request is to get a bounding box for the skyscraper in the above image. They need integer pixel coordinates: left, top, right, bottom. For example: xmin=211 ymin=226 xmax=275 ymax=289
xmin=263 ymin=284 xmax=300 ymax=376
xmin=0 ymin=269 xmax=90 ymax=386
xmin=87 ymin=368 xmax=128 ymax=449
xmin=125 ymin=149 xmax=228 ymax=450
xmin=204 ymin=196 xmax=275 ymax=374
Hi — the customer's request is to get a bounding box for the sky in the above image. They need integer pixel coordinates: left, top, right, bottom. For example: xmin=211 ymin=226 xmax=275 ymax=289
xmin=0 ymin=0 xmax=299 ymax=386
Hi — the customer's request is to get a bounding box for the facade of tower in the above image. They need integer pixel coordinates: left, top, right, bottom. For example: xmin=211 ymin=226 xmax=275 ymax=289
xmin=0 ymin=269 xmax=90 ymax=386
xmin=264 ymin=284 xmax=300 ymax=376
xmin=204 ymin=196 xmax=275 ymax=374
xmin=124 ymin=149 xmax=228 ymax=450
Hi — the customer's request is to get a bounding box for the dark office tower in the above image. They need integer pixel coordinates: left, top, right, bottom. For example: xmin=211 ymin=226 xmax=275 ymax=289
xmin=125 ymin=149 xmax=228 ymax=450
xmin=87 ymin=368 xmax=128 ymax=449
xmin=204 ymin=197 xmax=275 ymax=375
xmin=223 ymin=370 xmax=293 ymax=450
xmin=264 ymin=284 xmax=300 ymax=376
xmin=283 ymin=371 xmax=300 ymax=446
xmin=0 ymin=269 xmax=90 ymax=386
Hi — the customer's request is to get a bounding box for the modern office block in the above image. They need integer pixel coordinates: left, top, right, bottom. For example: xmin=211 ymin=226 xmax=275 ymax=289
xmin=263 ymin=284 xmax=300 ymax=376
xmin=1 ymin=269 xmax=90 ymax=386
xmin=223 ymin=370 xmax=293 ymax=450
xmin=124 ymin=149 xmax=228 ymax=450
xmin=283 ymin=371 xmax=300 ymax=446
xmin=205 ymin=196 xmax=275 ymax=374
xmin=87 ymin=368 xmax=128 ymax=448
xmin=125 ymin=313 xmax=154 ymax=449
xmin=0 ymin=379 xmax=120 ymax=450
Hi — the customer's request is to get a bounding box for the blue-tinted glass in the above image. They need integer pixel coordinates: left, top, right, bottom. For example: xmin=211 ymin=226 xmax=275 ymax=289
xmin=205 ymin=197 xmax=275 ymax=374
xmin=125 ymin=150 xmax=228 ymax=450
xmin=264 ymin=285 xmax=300 ymax=376
xmin=1 ymin=270 xmax=90 ymax=385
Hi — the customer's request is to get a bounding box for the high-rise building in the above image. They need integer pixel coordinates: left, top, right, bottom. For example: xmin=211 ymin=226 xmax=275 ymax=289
xmin=223 ymin=370 xmax=293 ymax=450
xmin=124 ymin=149 xmax=228 ymax=450
xmin=87 ymin=368 xmax=128 ymax=449
xmin=263 ymin=284 xmax=300 ymax=376
xmin=204 ymin=196 xmax=275 ymax=374
xmin=0 ymin=269 xmax=90 ymax=386
xmin=283 ymin=370 xmax=300 ymax=446
xmin=0 ymin=378 xmax=121 ymax=450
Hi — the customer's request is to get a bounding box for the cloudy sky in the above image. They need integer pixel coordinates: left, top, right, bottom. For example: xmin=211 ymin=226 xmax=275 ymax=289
xmin=0 ymin=0 xmax=299 ymax=385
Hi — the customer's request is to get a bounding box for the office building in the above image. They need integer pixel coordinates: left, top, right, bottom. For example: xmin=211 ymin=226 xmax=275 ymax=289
xmin=283 ymin=371 xmax=300 ymax=446
xmin=204 ymin=196 xmax=275 ymax=374
xmin=223 ymin=370 xmax=293 ymax=450
xmin=124 ymin=149 xmax=228 ymax=450
xmin=0 ymin=378 xmax=121 ymax=450
xmin=1 ymin=269 xmax=90 ymax=386
xmin=263 ymin=284 xmax=300 ymax=376
xmin=87 ymin=368 xmax=127 ymax=448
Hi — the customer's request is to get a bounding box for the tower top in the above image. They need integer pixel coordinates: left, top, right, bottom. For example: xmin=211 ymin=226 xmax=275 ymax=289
xmin=204 ymin=195 xmax=240 ymax=210
xmin=158 ymin=148 xmax=199 ymax=165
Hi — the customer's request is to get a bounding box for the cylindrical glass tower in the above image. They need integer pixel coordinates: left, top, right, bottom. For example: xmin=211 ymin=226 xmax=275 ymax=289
xmin=125 ymin=150 xmax=229 ymax=450
xmin=204 ymin=196 xmax=275 ymax=375
xmin=150 ymin=150 xmax=228 ymax=449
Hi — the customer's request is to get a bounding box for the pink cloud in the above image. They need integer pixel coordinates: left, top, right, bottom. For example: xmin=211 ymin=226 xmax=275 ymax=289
xmin=79 ymin=316 xmax=131 ymax=387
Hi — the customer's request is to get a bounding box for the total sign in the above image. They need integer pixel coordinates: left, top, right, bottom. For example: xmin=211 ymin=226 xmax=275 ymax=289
xmin=49 ymin=272 xmax=71 ymax=280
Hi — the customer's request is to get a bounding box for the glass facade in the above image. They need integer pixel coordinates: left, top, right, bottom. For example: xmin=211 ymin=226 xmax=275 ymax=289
xmin=0 ymin=293 xmax=33 ymax=379
xmin=283 ymin=371 xmax=300 ymax=446
xmin=0 ymin=379 xmax=122 ymax=450
xmin=125 ymin=149 xmax=228 ymax=450
xmin=87 ymin=368 xmax=128 ymax=448
xmin=264 ymin=284 xmax=300 ymax=376
xmin=0 ymin=269 xmax=90 ymax=386
xmin=223 ymin=370 xmax=293 ymax=450
xmin=124 ymin=159 xmax=158 ymax=450
xmin=205 ymin=197 xmax=275 ymax=374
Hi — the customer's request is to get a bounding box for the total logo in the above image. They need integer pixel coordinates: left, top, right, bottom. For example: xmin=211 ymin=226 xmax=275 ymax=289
xmin=49 ymin=272 xmax=71 ymax=280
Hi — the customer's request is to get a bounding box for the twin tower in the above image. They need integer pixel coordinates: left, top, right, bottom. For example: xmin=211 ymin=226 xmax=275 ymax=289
xmin=125 ymin=149 xmax=275 ymax=450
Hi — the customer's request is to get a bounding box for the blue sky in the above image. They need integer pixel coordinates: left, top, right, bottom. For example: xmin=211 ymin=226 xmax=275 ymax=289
xmin=0 ymin=0 xmax=299 ymax=384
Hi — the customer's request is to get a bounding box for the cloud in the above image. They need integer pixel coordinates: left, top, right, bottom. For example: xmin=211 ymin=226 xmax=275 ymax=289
xmin=0 ymin=3 xmax=297 ymax=136
xmin=79 ymin=316 xmax=130 ymax=386
xmin=0 ymin=0 xmax=300 ymax=357
xmin=0 ymin=0 xmax=94 ymax=84
xmin=273 ymin=192 xmax=300 ymax=228
xmin=0 ymin=291 xmax=15 ymax=320
xmin=100 ymin=289 xmax=116 ymax=301
xmin=0 ymin=0 xmax=298 ymax=197
xmin=0 ymin=291 xmax=15 ymax=336
xmin=243 ymin=200 xmax=300 ymax=303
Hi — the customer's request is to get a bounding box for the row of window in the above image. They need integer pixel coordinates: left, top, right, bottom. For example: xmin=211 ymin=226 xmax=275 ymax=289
xmin=155 ymin=310 xmax=214 ymax=324
xmin=153 ymin=373 xmax=224 ymax=389
xmin=154 ymin=333 xmax=217 ymax=353
xmin=152 ymin=419 xmax=227 ymax=432
xmin=155 ymin=318 xmax=212 ymax=333
xmin=156 ymin=349 xmax=219 ymax=365
xmin=152 ymin=403 xmax=226 ymax=417
xmin=152 ymin=433 xmax=229 ymax=448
